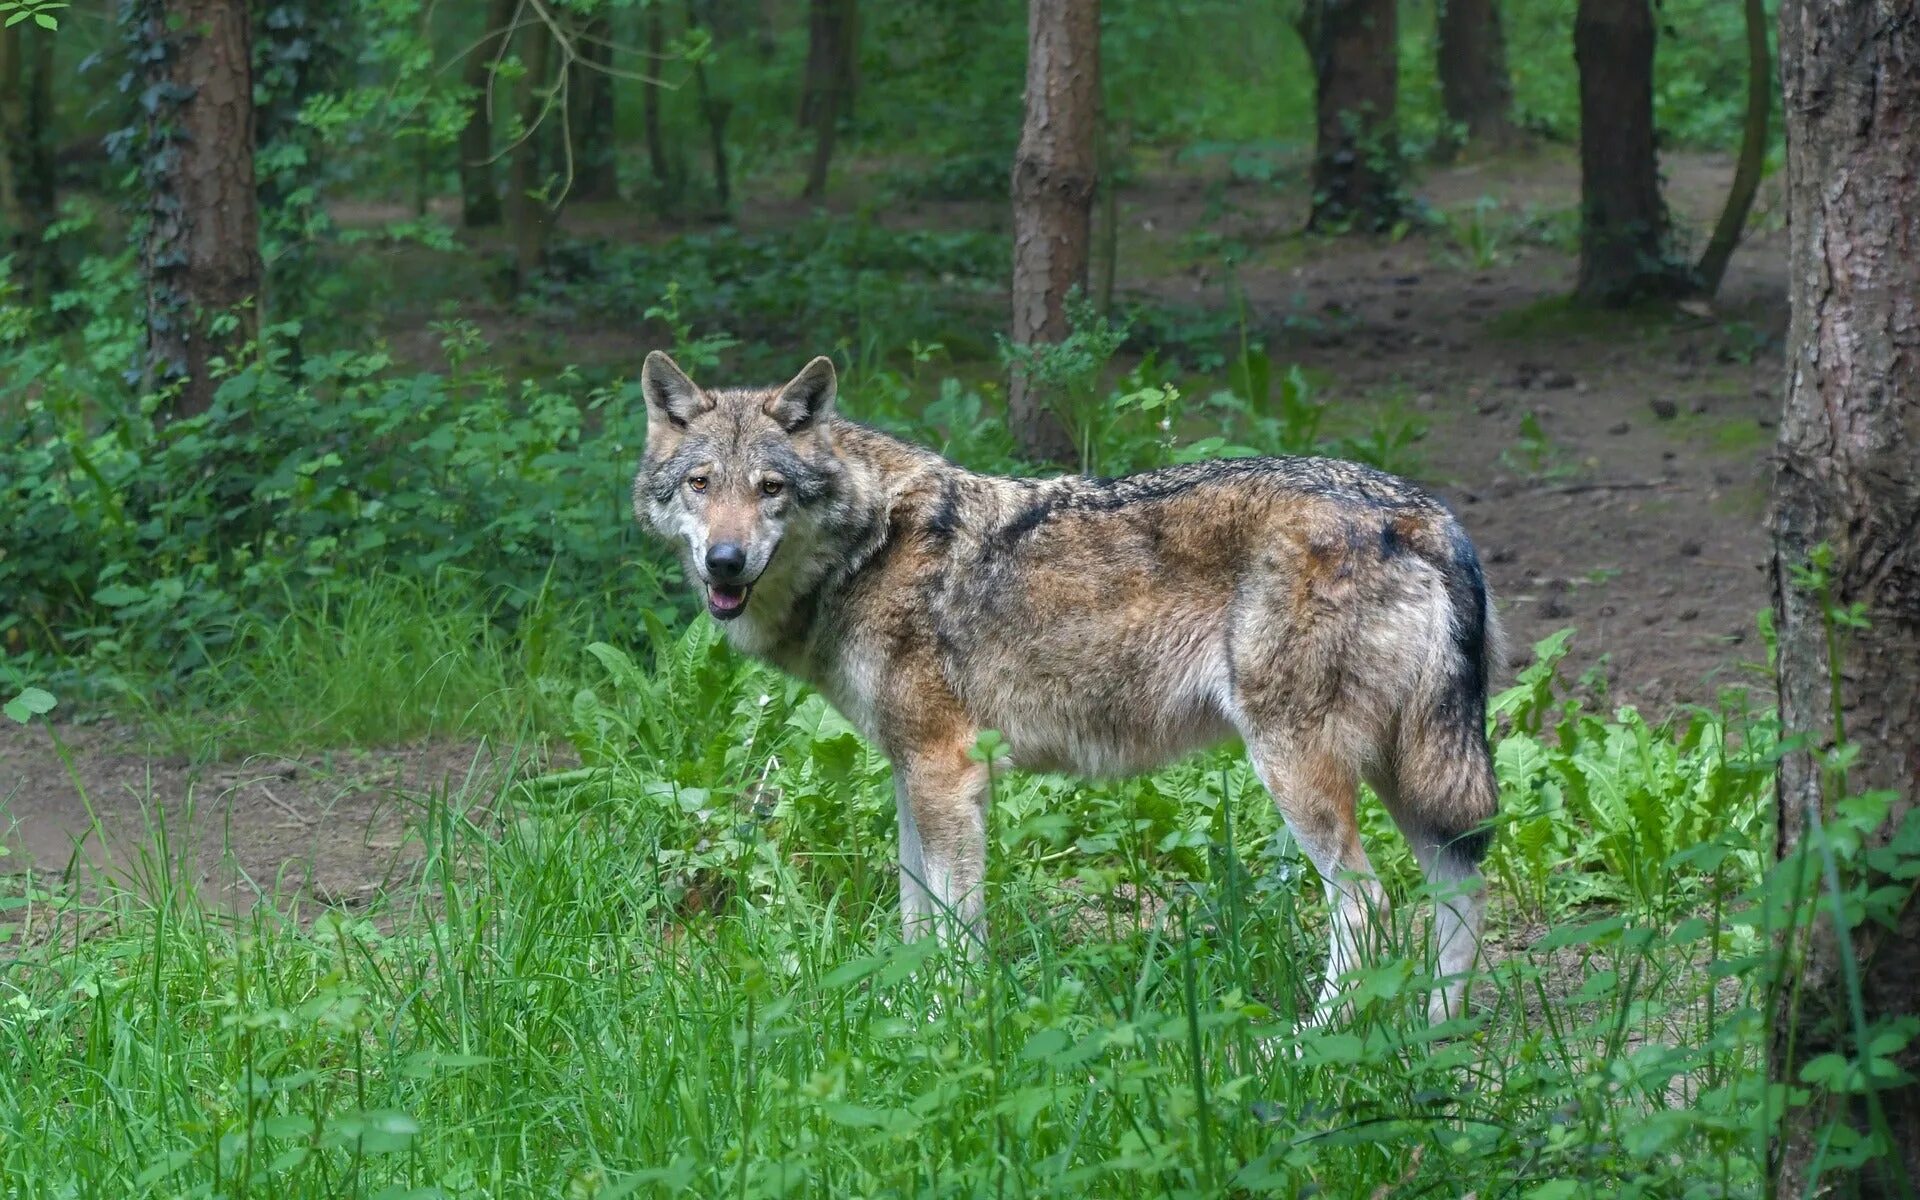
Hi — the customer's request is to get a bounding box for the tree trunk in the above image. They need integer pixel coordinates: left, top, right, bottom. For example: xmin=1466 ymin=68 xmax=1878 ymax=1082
xmin=570 ymin=14 xmax=619 ymax=203
xmin=460 ymin=0 xmax=517 ymax=228
xmin=1573 ymin=0 xmax=1686 ymax=305
xmin=508 ymin=19 xmax=552 ymax=290
xmin=643 ymin=7 xmax=671 ymax=188
xmin=801 ymin=0 xmax=855 ymax=200
xmin=798 ymin=0 xmax=856 ymax=127
xmin=0 ymin=21 xmax=58 ymax=303
xmin=1691 ymin=0 xmax=1769 ymax=299
xmin=1436 ymin=0 xmax=1517 ymax=153
xmin=1008 ymin=0 xmax=1099 ymax=464
xmin=1770 ymin=3 xmax=1920 ymax=1195
xmin=133 ymin=0 xmax=264 ymax=421
xmin=688 ymin=0 xmax=734 ymax=215
xmin=1299 ymin=0 xmax=1401 ymax=232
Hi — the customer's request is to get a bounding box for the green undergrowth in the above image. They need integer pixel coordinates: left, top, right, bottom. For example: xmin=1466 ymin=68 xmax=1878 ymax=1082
xmin=0 ymin=625 xmax=1802 ymax=1197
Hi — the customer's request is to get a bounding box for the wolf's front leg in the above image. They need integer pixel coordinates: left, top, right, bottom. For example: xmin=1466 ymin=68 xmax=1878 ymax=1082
xmin=891 ymin=744 xmax=989 ymax=948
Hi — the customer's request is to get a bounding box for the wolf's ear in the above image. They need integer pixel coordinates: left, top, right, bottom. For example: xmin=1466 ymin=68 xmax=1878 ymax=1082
xmin=643 ymin=351 xmax=710 ymax=430
xmin=764 ymin=356 xmax=837 ymax=432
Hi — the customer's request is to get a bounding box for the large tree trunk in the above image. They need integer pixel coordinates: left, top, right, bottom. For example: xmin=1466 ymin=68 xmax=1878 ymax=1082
xmin=800 ymin=0 xmax=856 ymax=201
xmin=1299 ymin=0 xmax=1402 ymax=232
xmin=508 ymin=19 xmax=552 ymax=290
xmin=1770 ymin=3 xmax=1920 ymax=1195
xmin=460 ymin=0 xmax=516 ymax=228
xmin=569 ymin=13 xmax=619 ymax=203
xmin=133 ymin=0 xmax=264 ymax=421
xmin=1691 ymin=0 xmax=1769 ymax=299
xmin=1008 ymin=0 xmax=1099 ymax=464
xmin=1436 ymin=0 xmax=1516 ymax=153
xmin=1573 ymin=0 xmax=1685 ymax=304
xmin=0 ymin=21 xmax=58 ymax=303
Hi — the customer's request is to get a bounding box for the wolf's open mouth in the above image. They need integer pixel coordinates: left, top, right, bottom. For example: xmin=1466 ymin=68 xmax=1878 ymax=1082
xmin=707 ymin=583 xmax=751 ymax=620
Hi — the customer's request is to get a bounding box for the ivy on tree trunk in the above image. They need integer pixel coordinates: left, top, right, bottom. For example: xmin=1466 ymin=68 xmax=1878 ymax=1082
xmin=1300 ymin=0 xmax=1404 ymax=232
xmin=124 ymin=0 xmax=265 ymax=422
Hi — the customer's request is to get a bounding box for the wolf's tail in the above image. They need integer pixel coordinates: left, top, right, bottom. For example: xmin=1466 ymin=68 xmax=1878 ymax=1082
xmin=1393 ymin=523 xmax=1502 ymax=872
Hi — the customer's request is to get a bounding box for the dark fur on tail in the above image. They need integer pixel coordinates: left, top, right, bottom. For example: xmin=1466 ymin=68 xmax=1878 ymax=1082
xmin=1408 ymin=522 xmax=1503 ymax=869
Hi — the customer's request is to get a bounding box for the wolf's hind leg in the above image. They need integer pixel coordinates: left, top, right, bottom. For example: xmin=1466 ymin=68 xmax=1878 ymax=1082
xmin=1243 ymin=736 xmax=1386 ymax=1023
xmin=892 ymin=744 xmax=989 ymax=948
xmin=894 ymin=776 xmax=934 ymax=937
xmin=1369 ymin=726 xmax=1497 ymax=1024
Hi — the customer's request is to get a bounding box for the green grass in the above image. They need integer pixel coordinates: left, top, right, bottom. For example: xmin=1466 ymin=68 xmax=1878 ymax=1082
xmin=0 ymin=618 xmax=1789 ymax=1197
xmin=125 ymin=573 xmax=598 ymax=759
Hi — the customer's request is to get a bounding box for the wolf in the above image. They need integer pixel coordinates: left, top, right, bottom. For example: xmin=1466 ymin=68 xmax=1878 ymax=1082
xmin=632 ymin=351 xmax=1503 ymax=1023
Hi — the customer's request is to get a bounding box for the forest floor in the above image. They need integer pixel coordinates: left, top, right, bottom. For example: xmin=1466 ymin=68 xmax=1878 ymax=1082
xmin=2 ymin=145 xmax=1785 ymax=909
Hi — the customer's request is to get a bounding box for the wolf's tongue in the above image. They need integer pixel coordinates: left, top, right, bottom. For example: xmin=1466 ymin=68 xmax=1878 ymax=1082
xmin=709 ymin=586 xmax=746 ymax=611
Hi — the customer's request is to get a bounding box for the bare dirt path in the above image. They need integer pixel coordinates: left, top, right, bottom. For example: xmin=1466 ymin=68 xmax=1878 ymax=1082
xmin=0 ymin=722 xmax=542 ymax=912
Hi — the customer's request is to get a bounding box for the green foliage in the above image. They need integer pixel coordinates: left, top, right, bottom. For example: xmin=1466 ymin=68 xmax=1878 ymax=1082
xmin=0 ymin=297 xmax=675 ymax=693
xmin=0 ymin=612 xmax=1806 ymax=1197
xmin=529 ymin=220 xmax=1008 ymax=369
xmin=1488 ymin=630 xmax=1775 ymax=915
xmin=0 ymin=1 xmax=64 ymax=31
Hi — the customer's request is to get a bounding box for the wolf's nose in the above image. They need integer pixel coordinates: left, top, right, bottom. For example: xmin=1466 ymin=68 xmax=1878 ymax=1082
xmin=706 ymin=542 xmax=748 ymax=582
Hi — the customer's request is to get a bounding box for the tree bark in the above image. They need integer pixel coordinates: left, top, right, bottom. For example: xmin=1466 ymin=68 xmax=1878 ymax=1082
xmin=800 ymin=0 xmax=856 ymax=200
xmin=1770 ymin=3 xmax=1920 ymax=1195
xmin=1436 ymin=0 xmax=1517 ymax=152
xmin=508 ymin=18 xmax=552 ymax=290
xmin=1008 ymin=0 xmax=1099 ymax=464
xmin=0 ymin=21 xmax=58 ymax=303
xmin=460 ymin=0 xmax=517 ymax=228
xmin=1299 ymin=0 xmax=1402 ymax=232
xmin=1691 ymin=0 xmax=1769 ymax=299
xmin=1573 ymin=0 xmax=1686 ymax=305
xmin=134 ymin=0 xmax=264 ymax=421
xmin=570 ymin=13 xmax=619 ymax=203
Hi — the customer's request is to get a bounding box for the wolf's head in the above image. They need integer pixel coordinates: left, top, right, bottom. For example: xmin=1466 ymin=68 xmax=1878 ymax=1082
xmin=632 ymin=351 xmax=847 ymax=625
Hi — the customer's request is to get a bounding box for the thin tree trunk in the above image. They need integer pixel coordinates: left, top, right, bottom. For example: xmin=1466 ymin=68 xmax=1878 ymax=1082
xmin=1691 ymin=0 xmax=1769 ymax=299
xmin=1009 ymin=0 xmax=1099 ymax=464
xmin=1299 ymin=0 xmax=1402 ymax=231
xmin=570 ymin=14 xmax=619 ymax=203
xmin=643 ymin=7 xmax=671 ymax=188
xmin=1573 ymin=0 xmax=1685 ymax=304
xmin=0 ymin=21 xmax=57 ymax=303
xmin=799 ymin=0 xmax=856 ymax=127
xmin=801 ymin=0 xmax=855 ymax=200
xmin=1436 ymin=0 xmax=1517 ymax=153
xmin=688 ymin=0 xmax=733 ymax=214
xmin=460 ymin=0 xmax=517 ymax=228
xmin=508 ymin=20 xmax=552 ymax=290
xmin=1770 ymin=2 xmax=1920 ymax=1195
xmin=133 ymin=0 xmax=263 ymax=421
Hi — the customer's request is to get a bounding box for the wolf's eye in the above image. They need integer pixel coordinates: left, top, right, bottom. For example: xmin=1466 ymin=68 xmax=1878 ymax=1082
xmin=759 ymin=479 xmax=785 ymax=498
xmin=687 ymin=475 xmax=708 ymax=493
